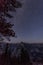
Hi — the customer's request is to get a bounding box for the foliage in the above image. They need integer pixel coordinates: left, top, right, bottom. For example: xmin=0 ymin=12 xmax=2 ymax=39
xmin=0 ymin=0 xmax=22 ymax=41
xmin=0 ymin=43 xmax=33 ymax=65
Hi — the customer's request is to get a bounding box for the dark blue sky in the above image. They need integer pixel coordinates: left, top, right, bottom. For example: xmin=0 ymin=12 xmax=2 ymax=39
xmin=4 ymin=0 xmax=43 ymax=43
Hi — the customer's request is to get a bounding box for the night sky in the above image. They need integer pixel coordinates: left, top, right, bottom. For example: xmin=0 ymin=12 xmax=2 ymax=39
xmin=4 ymin=0 xmax=43 ymax=43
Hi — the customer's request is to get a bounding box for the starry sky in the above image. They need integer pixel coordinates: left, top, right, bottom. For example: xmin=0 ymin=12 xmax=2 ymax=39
xmin=4 ymin=0 xmax=43 ymax=43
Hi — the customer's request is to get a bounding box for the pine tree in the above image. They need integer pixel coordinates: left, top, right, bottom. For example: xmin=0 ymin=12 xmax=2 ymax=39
xmin=0 ymin=0 xmax=22 ymax=41
xmin=17 ymin=43 xmax=32 ymax=65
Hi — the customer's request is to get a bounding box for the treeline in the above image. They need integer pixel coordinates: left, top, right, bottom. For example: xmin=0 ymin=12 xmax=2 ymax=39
xmin=0 ymin=43 xmax=32 ymax=65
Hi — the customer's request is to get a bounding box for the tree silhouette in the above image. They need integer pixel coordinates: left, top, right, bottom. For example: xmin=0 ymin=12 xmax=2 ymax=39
xmin=17 ymin=43 xmax=32 ymax=65
xmin=0 ymin=43 xmax=12 ymax=65
xmin=0 ymin=43 xmax=32 ymax=65
xmin=0 ymin=0 xmax=22 ymax=41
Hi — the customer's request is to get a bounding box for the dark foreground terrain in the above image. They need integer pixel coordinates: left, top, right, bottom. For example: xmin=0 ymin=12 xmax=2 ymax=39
xmin=0 ymin=42 xmax=43 ymax=65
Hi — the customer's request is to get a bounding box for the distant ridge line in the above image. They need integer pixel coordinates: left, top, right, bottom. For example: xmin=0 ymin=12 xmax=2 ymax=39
xmin=0 ymin=42 xmax=43 ymax=44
